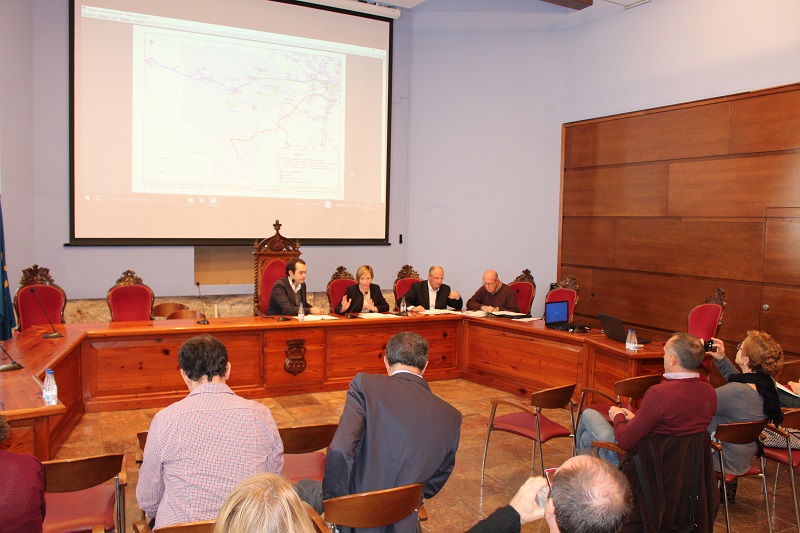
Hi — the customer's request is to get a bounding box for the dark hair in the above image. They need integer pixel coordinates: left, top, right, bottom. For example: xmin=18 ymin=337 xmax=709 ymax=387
xmin=0 ymin=415 xmax=9 ymax=442
xmin=179 ymin=335 xmax=228 ymax=382
xmin=668 ymin=332 xmax=704 ymax=371
xmin=385 ymin=332 xmax=429 ymax=371
xmin=552 ymin=456 xmax=632 ymax=533
xmin=285 ymin=258 xmax=306 ymax=276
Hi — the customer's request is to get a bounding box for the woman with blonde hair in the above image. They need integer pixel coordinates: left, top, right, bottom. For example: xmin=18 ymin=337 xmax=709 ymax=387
xmin=334 ymin=264 xmax=389 ymax=314
xmin=214 ymin=473 xmax=316 ymax=533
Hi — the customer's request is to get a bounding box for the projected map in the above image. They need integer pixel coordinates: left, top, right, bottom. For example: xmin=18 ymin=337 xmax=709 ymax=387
xmin=131 ymin=27 xmax=345 ymax=199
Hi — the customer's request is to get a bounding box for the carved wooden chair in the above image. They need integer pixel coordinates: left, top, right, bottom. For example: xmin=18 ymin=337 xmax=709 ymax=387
xmin=278 ymin=423 xmax=339 ymax=483
xmin=481 ymin=384 xmax=576 ymax=484
xmin=508 ymin=269 xmax=536 ymax=315
xmin=712 ymin=420 xmax=771 ymax=533
xmin=13 ymin=264 xmax=67 ymax=332
xmin=42 ymin=453 xmax=126 ymax=533
xmin=393 ymin=265 xmax=421 ymax=310
xmin=253 ymin=220 xmax=301 ymax=316
xmin=577 ymin=373 xmax=662 ymax=426
xmin=322 ymin=483 xmax=424 ymax=530
xmin=688 ymin=288 xmax=726 ymax=379
xmin=762 ymin=409 xmax=800 ymax=532
xmin=107 ymin=270 xmax=154 ymax=322
xmin=544 ymin=275 xmax=579 ymax=322
xmin=151 ymin=302 xmax=189 ymax=319
xmin=326 ymin=266 xmax=356 ymax=312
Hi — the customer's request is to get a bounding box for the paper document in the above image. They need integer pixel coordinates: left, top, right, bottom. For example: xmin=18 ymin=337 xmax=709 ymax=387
xmin=418 ymin=309 xmax=461 ymax=315
xmin=462 ymin=310 xmax=487 ymax=317
xmin=513 ymin=317 xmax=541 ymax=322
xmin=356 ymin=313 xmax=403 ymax=319
xmin=491 ymin=310 xmax=527 ymax=317
xmin=297 ymin=315 xmax=339 ymax=321
xmin=777 ymin=382 xmax=800 ymax=398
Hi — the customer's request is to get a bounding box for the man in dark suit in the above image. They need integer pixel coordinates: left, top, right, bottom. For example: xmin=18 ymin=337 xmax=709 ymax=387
xmin=403 ymin=265 xmax=463 ymax=311
xmin=295 ymin=331 xmax=462 ymax=533
xmin=265 ymin=258 xmax=323 ymax=316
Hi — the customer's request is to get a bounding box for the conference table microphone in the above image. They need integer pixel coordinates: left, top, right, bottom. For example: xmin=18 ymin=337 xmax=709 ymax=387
xmin=347 ymin=292 xmax=367 ymax=319
xmin=29 ymin=287 xmax=63 ymax=338
xmin=0 ymin=343 xmax=23 ymax=372
xmin=195 ymin=282 xmax=210 ymax=325
xmin=569 ymin=292 xmax=595 ymax=334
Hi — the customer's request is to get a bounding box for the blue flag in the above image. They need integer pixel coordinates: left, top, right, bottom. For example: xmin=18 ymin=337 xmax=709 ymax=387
xmin=0 ymin=196 xmax=16 ymax=340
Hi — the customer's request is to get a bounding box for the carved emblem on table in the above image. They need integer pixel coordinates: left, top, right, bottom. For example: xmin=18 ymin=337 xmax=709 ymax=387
xmin=284 ymin=338 xmax=307 ymax=375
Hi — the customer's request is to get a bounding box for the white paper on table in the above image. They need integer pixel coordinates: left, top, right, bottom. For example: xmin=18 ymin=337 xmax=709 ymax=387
xmin=297 ymin=315 xmax=339 ymax=321
xmin=512 ymin=317 xmax=541 ymax=322
xmin=491 ymin=310 xmax=527 ymax=317
xmin=462 ymin=310 xmax=488 ymax=317
xmin=356 ymin=313 xmax=403 ymax=319
xmin=418 ymin=309 xmax=461 ymax=315
xmin=777 ymin=382 xmax=800 ymax=398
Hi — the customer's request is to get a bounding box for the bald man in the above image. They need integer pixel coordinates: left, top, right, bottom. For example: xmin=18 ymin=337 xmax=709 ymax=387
xmin=404 ymin=266 xmax=462 ymax=312
xmin=466 ymin=270 xmax=519 ymax=313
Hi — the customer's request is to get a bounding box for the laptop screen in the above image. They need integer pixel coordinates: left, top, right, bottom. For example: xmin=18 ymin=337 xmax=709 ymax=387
xmin=545 ymin=301 xmax=569 ymax=324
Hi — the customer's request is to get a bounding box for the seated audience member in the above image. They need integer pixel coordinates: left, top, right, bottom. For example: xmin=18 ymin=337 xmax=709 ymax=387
xmin=466 ymin=270 xmax=520 ymax=313
xmin=137 ymin=335 xmax=283 ymax=529
xmin=403 ymin=265 xmax=462 ymax=312
xmin=295 ymin=331 xmax=462 ymax=533
xmin=576 ymin=332 xmax=717 ymax=466
xmin=0 ymin=414 xmax=46 ymax=533
xmin=214 ymin=473 xmax=315 ymax=533
xmin=706 ymin=332 xmax=783 ymax=501
xmin=335 ymin=264 xmax=389 ymax=314
xmin=266 ymin=258 xmax=323 ymax=316
xmin=467 ymin=455 xmax=631 ymax=533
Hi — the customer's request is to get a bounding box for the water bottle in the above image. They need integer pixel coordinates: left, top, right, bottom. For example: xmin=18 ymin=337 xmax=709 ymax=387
xmin=400 ymin=296 xmax=407 ymax=314
xmin=43 ymin=368 xmax=58 ymax=406
xmin=625 ymin=329 xmax=638 ymax=352
xmin=298 ymin=302 xmax=305 ymax=322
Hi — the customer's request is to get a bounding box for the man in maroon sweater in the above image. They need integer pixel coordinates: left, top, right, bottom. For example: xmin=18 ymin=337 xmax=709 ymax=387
xmin=576 ymin=332 xmax=717 ymax=465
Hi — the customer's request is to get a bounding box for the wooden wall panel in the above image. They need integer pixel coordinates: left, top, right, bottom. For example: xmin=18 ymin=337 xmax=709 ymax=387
xmin=668 ymin=153 xmax=800 ymax=217
xmin=760 ymin=286 xmax=800 ymax=354
xmin=764 ymin=217 xmax=800 ymax=285
xmin=562 ymin=164 xmax=669 ymax=217
xmin=729 ymin=90 xmax=800 ymax=154
xmin=561 ymin=218 xmax=615 ymax=268
xmin=564 ymin=103 xmax=730 ymax=168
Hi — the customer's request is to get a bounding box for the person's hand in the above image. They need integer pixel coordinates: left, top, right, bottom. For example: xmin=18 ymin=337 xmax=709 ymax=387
xmin=706 ymin=337 xmax=725 ymax=360
xmin=609 ymin=406 xmax=634 ymax=421
xmin=310 ymin=307 xmax=323 ymax=315
xmin=363 ymin=295 xmax=375 ymax=312
xmin=340 ymin=295 xmax=351 ymax=312
xmin=481 ymin=305 xmax=496 ymax=313
xmin=410 ymin=305 xmax=425 ymax=312
xmin=508 ymin=476 xmax=547 ymax=525
xmin=449 ymin=291 xmax=460 ymax=300
xmin=789 ymin=381 xmax=800 ymax=395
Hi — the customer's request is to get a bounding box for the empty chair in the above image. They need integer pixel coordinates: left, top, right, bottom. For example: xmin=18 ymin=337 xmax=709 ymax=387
xmin=544 ymin=275 xmax=579 ymax=322
xmin=392 ymin=264 xmax=421 ymax=310
xmin=278 ymin=423 xmax=338 ymax=483
xmin=508 ymin=269 xmax=536 ymax=315
xmin=322 ymin=483 xmax=424 ymax=530
xmin=14 ymin=264 xmax=67 ymax=332
xmin=713 ymin=420 xmax=771 ymax=533
xmin=107 ymin=270 xmax=154 ymax=321
xmin=761 ymin=409 xmax=800 ymax=532
xmin=42 ymin=453 xmax=126 ymax=533
xmin=481 ymin=383 xmax=576 ymax=484
xmin=326 ymin=266 xmax=356 ymax=312
xmin=577 ymin=374 xmax=662 ymax=425
xmin=167 ymin=310 xmax=206 ymax=320
xmin=151 ymin=302 xmax=189 ymax=319
xmin=132 ymin=520 xmax=214 ymax=533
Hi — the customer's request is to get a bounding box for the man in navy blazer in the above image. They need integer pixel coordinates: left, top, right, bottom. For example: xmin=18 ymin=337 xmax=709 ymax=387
xmin=403 ymin=265 xmax=463 ymax=311
xmin=265 ymin=258 xmax=323 ymax=316
xmin=295 ymin=332 xmax=462 ymax=533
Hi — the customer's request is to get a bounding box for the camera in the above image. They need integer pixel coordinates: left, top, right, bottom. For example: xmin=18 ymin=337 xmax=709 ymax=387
xmin=703 ymin=339 xmax=715 ymax=352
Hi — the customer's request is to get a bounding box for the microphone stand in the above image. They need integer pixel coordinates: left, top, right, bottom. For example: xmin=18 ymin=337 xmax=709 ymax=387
xmin=569 ymin=292 xmax=595 ymax=334
xmin=29 ymin=287 xmax=62 ymax=338
xmin=0 ymin=343 xmax=22 ymax=372
xmin=195 ymin=282 xmax=210 ymax=325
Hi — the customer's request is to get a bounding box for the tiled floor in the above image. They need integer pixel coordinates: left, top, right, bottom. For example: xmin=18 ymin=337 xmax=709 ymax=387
xmin=57 ymin=379 xmax=800 ymax=532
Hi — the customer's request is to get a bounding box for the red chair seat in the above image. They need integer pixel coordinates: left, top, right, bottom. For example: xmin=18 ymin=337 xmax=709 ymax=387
xmin=282 ymin=452 xmax=327 ymax=483
xmin=716 ymin=463 xmax=762 ymax=484
xmin=108 ymin=284 xmax=153 ymax=322
xmin=762 ymin=447 xmax=800 ymax=468
xmin=43 ymin=484 xmax=116 ymax=533
xmin=492 ymin=412 xmax=572 ymax=442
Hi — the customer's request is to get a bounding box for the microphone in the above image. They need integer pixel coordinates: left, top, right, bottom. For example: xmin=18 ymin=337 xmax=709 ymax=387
xmin=0 ymin=343 xmax=22 ymax=372
xmin=347 ymin=290 xmax=366 ymax=319
xmin=29 ymin=288 xmax=62 ymax=338
xmin=194 ymin=282 xmax=210 ymax=325
xmin=569 ymin=292 xmax=595 ymax=334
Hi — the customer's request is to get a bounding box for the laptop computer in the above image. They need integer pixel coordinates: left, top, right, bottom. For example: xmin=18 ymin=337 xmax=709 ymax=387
xmin=545 ymin=300 xmax=571 ymax=331
xmin=597 ymin=313 xmax=650 ymax=344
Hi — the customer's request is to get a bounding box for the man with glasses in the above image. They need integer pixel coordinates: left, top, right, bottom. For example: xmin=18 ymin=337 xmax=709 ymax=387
xmin=466 ymin=269 xmax=519 ymax=313
xmin=404 ymin=265 xmax=462 ymax=312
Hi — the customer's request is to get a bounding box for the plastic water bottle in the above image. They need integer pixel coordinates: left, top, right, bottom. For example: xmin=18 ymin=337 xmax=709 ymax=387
xmin=43 ymin=368 xmax=58 ymax=406
xmin=625 ymin=329 xmax=638 ymax=352
xmin=400 ymin=296 xmax=407 ymax=314
xmin=298 ymin=302 xmax=305 ymax=322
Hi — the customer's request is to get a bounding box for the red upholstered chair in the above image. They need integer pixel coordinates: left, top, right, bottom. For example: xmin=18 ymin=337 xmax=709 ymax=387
xmin=481 ymin=383 xmax=576 ymax=484
xmin=544 ymin=275 xmax=579 ymax=322
xmin=393 ymin=265 xmax=421 ymax=311
xmin=577 ymin=373 xmax=662 ymax=426
xmin=326 ymin=266 xmax=356 ymax=312
xmin=42 ymin=453 xmax=126 ymax=533
xmin=13 ymin=264 xmax=67 ymax=332
xmin=106 ymin=270 xmax=154 ymax=322
xmin=688 ymin=288 xmax=726 ymax=379
xmin=253 ymin=220 xmax=301 ymax=316
xmin=712 ymin=420 xmax=771 ymax=533
xmin=278 ymin=423 xmax=338 ymax=483
xmin=762 ymin=409 xmax=800 ymax=532
xmin=509 ymin=269 xmax=536 ymax=315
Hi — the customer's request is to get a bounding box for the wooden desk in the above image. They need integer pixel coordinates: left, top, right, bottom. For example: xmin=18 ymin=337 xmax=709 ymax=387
xmin=1 ymin=314 xmax=663 ymax=460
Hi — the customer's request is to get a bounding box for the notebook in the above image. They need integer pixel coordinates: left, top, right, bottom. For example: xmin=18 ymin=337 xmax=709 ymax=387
xmin=597 ymin=313 xmax=650 ymax=344
xmin=544 ymin=300 xmax=571 ymax=331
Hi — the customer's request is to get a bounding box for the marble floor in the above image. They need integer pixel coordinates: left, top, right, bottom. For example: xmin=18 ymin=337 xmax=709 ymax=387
xmin=56 ymin=379 xmax=800 ymax=532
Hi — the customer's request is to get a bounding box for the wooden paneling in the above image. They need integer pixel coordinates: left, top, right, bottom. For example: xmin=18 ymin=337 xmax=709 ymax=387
xmin=565 ymin=103 xmax=730 ymax=168
xmin=562 ymin=164 xmax=669 ymax=217
xmin=265 ymin=329 xmax=325 ymax=388
xmin=729 ymin=90 xmax=800 ymax=154
xmin=561 ymin=218 xmax=616 ymax=268
xmin=2 ymin=424 xmax=37 ymax=455
xmin=764 ymin=217 xmax=800 ymax=285
xmin=760 ymin=286 xmax=800 ymax=354
xmin=668 ymin=153 xmax=800 ymax=217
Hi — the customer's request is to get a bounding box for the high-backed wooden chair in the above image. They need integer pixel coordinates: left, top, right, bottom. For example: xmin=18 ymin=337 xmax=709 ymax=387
xmin=688 ymin=288 xmax=726 ymax=378
xmin=132 ymin=520 xmax=215 ymax=533
xmin=544 ymin=275 xmax=579 ymax=322
xmin=481 ymin=384 xmax=576 ymax=484
xmin=322 ymin=483 xmax=424 ymax=530
xmin=253 ymin=220 xmax=301 ymax=316
xmin=393 ymin=265 xmax=421 ymax=310
xmin=107 ymin=270 xmax=154 ymax=322
xmin=151 ymin=302 xmax=189 ymax=319
xmin=13 ymin=264 xmax=67 ymax=332
xmin=508 ymin=269 xmax=536 ymax=315
xmin=42 ymin=453 xmax=126 ymax=533
xmin=577 ymin=373 xmax=662 ymax=425
xmin=278 ymin=423 xmax=338 ymax=483
xmin=326 ymin=266 xmax=356 ymax=312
